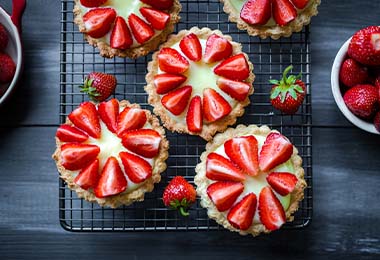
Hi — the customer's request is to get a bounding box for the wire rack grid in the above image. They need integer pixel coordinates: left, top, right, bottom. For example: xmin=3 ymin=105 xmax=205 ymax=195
xmin=59 ymin=0 xmax=313 ymax=232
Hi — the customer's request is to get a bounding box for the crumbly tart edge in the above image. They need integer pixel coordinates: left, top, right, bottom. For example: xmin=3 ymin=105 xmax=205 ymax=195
xmin=145 ymin=27 xmax=255 ymax=141
xmin=73 ymin=0 xmax=182 ymax=59
xmin=220 ymin=0 xmax=321 ymax=40
xmin=194 ymin=124 xmax=306 ymax=237
xmin=52 ymin=100 xmax=170 ymax=208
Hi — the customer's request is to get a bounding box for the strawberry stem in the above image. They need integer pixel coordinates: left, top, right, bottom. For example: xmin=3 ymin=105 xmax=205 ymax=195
xmin=179 ymin=207 xmax=190 ymax=217
xmin=270 ymin=65 xmax=304 ymax=103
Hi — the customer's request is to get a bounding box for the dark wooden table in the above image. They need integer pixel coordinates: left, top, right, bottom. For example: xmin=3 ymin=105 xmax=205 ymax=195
xmin=0 ymin=1 xmax=379 ymax=259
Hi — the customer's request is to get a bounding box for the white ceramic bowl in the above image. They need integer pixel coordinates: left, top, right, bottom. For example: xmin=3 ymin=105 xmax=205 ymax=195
xmin=331 ymin=37 xmax=380 ymax=135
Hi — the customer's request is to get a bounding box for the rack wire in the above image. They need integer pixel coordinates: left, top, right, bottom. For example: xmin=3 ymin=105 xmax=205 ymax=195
xmin=59 ymin=0 xmax=313 ymax=231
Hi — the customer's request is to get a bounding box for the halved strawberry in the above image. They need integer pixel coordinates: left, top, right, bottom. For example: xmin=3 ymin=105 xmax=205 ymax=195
xmin=121 ymin=129 xmax=161 ymax=158
xmin=259 ymin=132 xmax=293 ymax=172
xmin=266 ymin=172 xmax=298 ymax=196
xmin=217 ymin=77 xmax=250 ymax=101
xmin=227 ymin=193 xmax=257 ymax=230
xmin=111 ymin=16 xmax=133 ymax=50
xmin=56 ymin=125 xmax=88 ymax=143
xmin=74 ymin=159 xmax=99 ymax=190
xmin=68 ymin=102 xmax=101 ymax=139
xmin=224 ymin=136 xmax=259 ymax=176
xmin=259 ymin=186 xmax=286 ymax=231
xmin=179 ymin=33 xmax=202 ymax=62
xmin=203 ymin=88 xmax=232 ymax=122
xmin=290 ymin=0 xmax=309 ymax=9
xmin=128 ymin=13 xmax=154 ymax=44
xmin=186 ymin=96 xmax=203 ymax=132
xmin=83 ymin=8 xmax=116 ymax=38
xmin=98 ymin=98 xmax=119 ymax=133
xmin=158 ymin=48 xmax=190 ymax=74
xmin=117 ymin=107 xmax=147 ymax=136
xmin=60 ymin=143 xmax=100 ymax=171
xmin=140 ymin=7 xmax=170 ymax=30
xmin=206 ymin=181 xmax=244 ymax=212
xmin=140 ymin=0 xmax=174 ymax=10
xmin=119 ymin=151 xmax=152 ymax=183
xmin=203 ymin=34 xmax=232 ymax=63
xmin=154 ymin=73 xmax=187 ymax=94
xmin=206 ymin=153 xmax=245 ymax=182
xmin=161 ymin=85 xmax=192 ymax=115
xmin=94 ymin=157 xmax=127 ymax=198
xmin=272 ymin=0 xmax=297 ymax=26
xmin=80 ymin=0 xmax=106 ymax=8
xmin=240 ymin=0 xmax=271 ymax=26
xmin=214 ymin=54 xmax=250 ymax=81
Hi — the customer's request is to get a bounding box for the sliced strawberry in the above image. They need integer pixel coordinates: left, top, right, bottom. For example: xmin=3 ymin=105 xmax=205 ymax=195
xmin=80 ymin=0 xmax=106 ymax=8
xmin=94 ymin=157 xmax=127 ymax=198
xmin=83 ymin=8 xmax=116 ymax=38
xmin=111 ymin=16 xmax=133 ymax=50
xmin=161 ymin=85 xmax=192 ymax=115
xmin=203 ymin=88 xmax=232 ymax=122
xmin=267 ymin=172 xmax=298 ymax=196
xmin=98 ymin=98 xmax=119 ymax=133
xmin=259 ymin=132 xmax=293 ymax=172
xmin=128 ymin=13 xmax=154 ymax=44
xmin=206 ymin=181 xmax=244 ymax=212
xmin=259 ymin=186 xmax=286 ymax=231
xmin=186 ymin=95 xmax=203 ymax=133
xmin=206 ymin=153 xmax=245 ymax=182
xmin=224 ymin=136 xmax=259 ymax=176
xmin=56 ymin=124 xmax=89 ymax=143
xmin=119 ymin=151 xmax=152 ymax=183
xmin=158 ymin=48 xmax=190 ymax=74
xmin=60 ymin=143 xmax=100 ymax=171
xmin=140 ymin=7 xmax=170 ymax=30
xmin=272 ymin=0 xmax=297 ymax=26
xmin=179 ymin=33 xmax=202 ymax=62
xmin=290 ymin=0 xmax=309 ymax=9
xmin=217 ymin=77 xmax=250 ymax=101
xmin=240 ymin=0 xmax=271 ymax=26
xmin=203 ymin=34 xmax=233 ymax=63
xmin=74 ymin=159 xmax=99 ymax=190
xmin=68 ymin=102 xmax=101 ymax=139
xmin=214 ymin=54 xmax=250 ymax=81
xmin=227 ymin=193 xmax=257 ymax=230
xmin=140 ymin=0 xmax=174 ymax=10
xmin=154 ymin=73 xmax=187 ymax=94
xmin=117 ymin=107 xmax=147 ymax=136
xmin=121 ymin=129 xmax=161 ymax=158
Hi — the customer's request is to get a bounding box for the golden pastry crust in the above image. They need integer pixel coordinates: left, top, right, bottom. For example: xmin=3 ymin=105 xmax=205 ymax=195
xmin=145 ymin=27 xmax=255 ymax=141
xmin=52 ymin=100 xmax=169 ymax=208
xmin=194 ymin=124 xmax=306 ymax=236
xmin=221 ymin=0 xmax=321 ymax=40
xmin=73 ymin=0 xmax=182 ymax=58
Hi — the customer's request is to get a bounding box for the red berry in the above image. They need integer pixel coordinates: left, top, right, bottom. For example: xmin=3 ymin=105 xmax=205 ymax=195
xmin=348 ymin=26 xmax=380 ymax=66
xmin=339 ymin=58 xmax=368 ymax=87
xmin=0 ymin=24 xmax=9 ymax=50
xmin=343 ymin=84 xmax=379 ymax=119
xmin=0 ymin=53 xmax=16 ymax=83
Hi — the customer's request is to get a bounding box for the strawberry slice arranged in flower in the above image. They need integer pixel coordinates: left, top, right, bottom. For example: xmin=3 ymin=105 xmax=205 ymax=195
xmin=217 ymin=78 xmax=251 ymax=101
xmin=272 ymin=0 xmax=297 ymax=26
xmin=61 ymin=143 xmax=100 ymax=171
xmin=74 ymin=159 xmax=100 ymax=190
xmin=206 ymin=153 xmax=246 ymax=182
xmin=266 ymin=172 xmax=298 ymax=196
xmin=158 ymin=48 xmax=190 ymax=74
xmin=80 ymin=0 xmax=106 ymax=8
xmin=291 ymin=0 xmax=309 ymax=9
xmin=186 ymin=96 xmax=203 ymax=133
xmin=140 ymin=7 xmax=170 ymax=31
xmin=117 ymin=107 xmax=147 ymax=136
xmin=161 ymin=85 xmax=192 ymax=115
xmin=203 ymin=88 xmax=232 ymax=122
xmin=154 ymin=73 xmax=187 ymax=95
xmin=227 ymin=193 xmax=257 ymax=230
xmin=98 ymin=98 xmax=119 ymax=133
xmin=119 ymin=151 xmax=152 ymax=183
xmin=56 ymin=125 xmax=88 ymax=143
xmin=214 ymin=54 xmax=250 ymax=81
xmin=180 ymin=33 xmax=202 ymax=62
xmin=259 ymin=186 xmax=286 ymax=231
xmin=140 ymin=0 xmax=174 ymax=10
xmin=83 ymin=8 xmax=117 ymax=38
xmin=68 ymin=102 xmax=101 ymax=139
xmin=207 ymin=181 xmax=244 ymax=212
xmin=203 ymin=34 xmax=232 ymax=63
xmin=128 ymin=14 xmax=155 ymax=44
xmin=240 ymin=0 xmax=271 ymax=26
xmin=121 ymin=129 xmax=162 ymax=158
xmin=111 ymin=16 xmax=133 ymax=50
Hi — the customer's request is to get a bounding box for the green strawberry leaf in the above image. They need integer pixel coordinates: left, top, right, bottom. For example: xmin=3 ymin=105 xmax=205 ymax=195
xmin=289 ymin=89 xmax=297 ymax=100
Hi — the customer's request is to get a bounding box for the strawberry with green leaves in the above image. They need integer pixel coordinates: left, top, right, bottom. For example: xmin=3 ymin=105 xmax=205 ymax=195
xmin=80 ymin=72 xmax=117 ymax=102
xmin=269 ymin=65 xmax=306 ymax=114
xmin=163 ymin=176 xmax=196 ymax=216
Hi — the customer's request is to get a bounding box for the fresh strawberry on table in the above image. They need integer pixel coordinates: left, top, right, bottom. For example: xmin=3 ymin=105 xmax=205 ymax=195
xmin=348 ymin=26 xmax=380 ymax=66
xmin=163 ymin=176 xmax=196 ymax=216
xmin=83 ymin=8 xmax=116 ymax=38
xmin=343 ymin=84 xmax=379 ymax=119
xmin=0 ymin=53 xmax=16 ymax=83
xmin=80 ymin=72 xmax=117 ymax=102
xmin=339 ymin=58 xmax=368 ymax=87
xmin=269 ymin=65 xmax=306 ymax=114
xmin=0 ymin=23 xmax=9 ymax=51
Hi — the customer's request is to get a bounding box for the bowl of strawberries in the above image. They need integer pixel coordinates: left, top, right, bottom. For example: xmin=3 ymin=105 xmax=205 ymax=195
xmin=332 ymin=26 xmax=380 ymax=134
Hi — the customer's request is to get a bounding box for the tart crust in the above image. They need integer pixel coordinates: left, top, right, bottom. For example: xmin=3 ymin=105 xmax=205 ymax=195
xmin=145 ymin=27 xmax=255 ymax=141
xmin=73 ymin=0 xmax=182 ymax=59
xmin=194 ymin=124 xmax=306 ymax=236
xmin=52 ymin=100 xmax=170 ymax=208
xmin=221 ymin=0 xmax=321 ymax=40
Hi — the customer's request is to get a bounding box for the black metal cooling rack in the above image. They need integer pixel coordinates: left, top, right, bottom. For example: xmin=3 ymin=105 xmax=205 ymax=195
xmin=59 ymin=0 xmax=312 ymax=232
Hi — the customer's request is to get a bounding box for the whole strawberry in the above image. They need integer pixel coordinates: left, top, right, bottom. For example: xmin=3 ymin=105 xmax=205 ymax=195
xmin=339 ymin=58 xmax=368 ymax=87
xmin=269 ymin=65 xmax=306 ymax=114
xmin=163 ymin=176 xmax=196 ymax=216
xmin=348 ymin=26 xmax=380 ymax=66
xmin=80 ymin=72 xmax=117 ymax=102
xmin=0 ymin=52 xmax=16 ymax=83
xmin=343 ymin=84 xmax=379 ymax=119
xmin=0 ymin=24 xmax=9 ymax=50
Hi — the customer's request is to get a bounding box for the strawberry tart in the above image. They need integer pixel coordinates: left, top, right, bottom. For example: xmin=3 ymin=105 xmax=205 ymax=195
xmin=52 ymin=99 xmax=169 ymax=208
xmin=73 ymin=0 xmax=181 ymax=58
xmin=195 ymin=124 xmax=306 ymax=236
xmin=220 ymin=0 xmax=320 ymax=39
xmin=145 ymin=27 xmax=255 ymax=141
